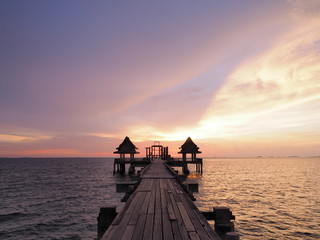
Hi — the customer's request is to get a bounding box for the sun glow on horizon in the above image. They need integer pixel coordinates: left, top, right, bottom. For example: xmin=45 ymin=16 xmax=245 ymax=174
xmin=1 ymin=1 xmax=320 ymax=157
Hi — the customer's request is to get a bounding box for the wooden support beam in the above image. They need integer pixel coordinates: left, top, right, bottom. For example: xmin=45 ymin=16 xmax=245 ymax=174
xmin=97 ymin=205 xmax=117 ymax=239
xmin=116 ymin=182 xmax=138 ymax=193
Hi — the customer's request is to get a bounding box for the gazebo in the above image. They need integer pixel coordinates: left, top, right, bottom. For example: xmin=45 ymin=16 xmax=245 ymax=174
xmin=178 ymin=137 xmax=202 ymax=174
xmin=113 ymin=136 xmax=140 ymax=174
xmin=113 ymin=136 xmax=139 ymax=160
xmin=178 ymin=137 xmax=202 ymax=162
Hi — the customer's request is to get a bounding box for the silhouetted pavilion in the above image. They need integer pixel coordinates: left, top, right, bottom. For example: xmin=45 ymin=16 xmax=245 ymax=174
xmin=178 ymin=137 xmax=202 ymax=174
xmin=113 ymin=136 xmax=139 ymax=160
xmin=178 ymin=137 xmax=202 ymax=161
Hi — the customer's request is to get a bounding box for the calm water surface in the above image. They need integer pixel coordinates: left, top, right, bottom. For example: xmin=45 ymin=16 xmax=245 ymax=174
xmin=194 ymin=158 xmax=320 ymax=240
xmin=0 ymin=157 xmax=319 ymax=239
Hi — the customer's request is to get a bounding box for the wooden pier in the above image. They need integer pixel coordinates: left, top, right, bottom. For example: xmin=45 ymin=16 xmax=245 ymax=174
xmin=98 ymin=137 xmax=239 ymax=240
xmin=100 ymin=159 xmax=222 ymax=240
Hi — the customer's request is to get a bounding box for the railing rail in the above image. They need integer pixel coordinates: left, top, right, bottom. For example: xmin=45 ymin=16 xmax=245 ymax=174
xmin=114 ymin=158 xmax=150 ymax=162
xmin=167 ymin=157 xmax=203 ymax=162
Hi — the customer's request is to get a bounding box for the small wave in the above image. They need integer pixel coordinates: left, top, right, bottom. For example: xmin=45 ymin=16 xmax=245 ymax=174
xmin=0 ymin=212 xmax=29 ymax=222
xmin=52 ymin=234 xmax=81 ymax=240
xmin=291 ymin=231 xmax=320 ymax=239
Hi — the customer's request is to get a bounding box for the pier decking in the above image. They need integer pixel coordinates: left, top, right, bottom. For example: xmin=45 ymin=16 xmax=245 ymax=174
xmin=101 ymin=159 xmax=221 ymax=240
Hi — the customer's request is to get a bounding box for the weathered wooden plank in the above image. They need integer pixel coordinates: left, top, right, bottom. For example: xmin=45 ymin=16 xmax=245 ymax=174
xmin=168 ymin=182 xmax=190 ymax=239
xmin=141 ymin=159 xmax=175 ymax=179
xmin=120 ymin=225 xmax=135 ymax=240
xmin=161 ymin=187 xmax=174 ymax=240
xmin=193 ymin=208 xmax=221 ymax=239
xmin=170 ymin=218 xmax=183 ymax=240
xmin=163 ymin=182 xmax=177 ymax=222
xmin=163 ymin=186 xmax=183 ymax=240
xmin=166 ymin=177 xmax=211 ymax=239
xmin=178 ymin=192 xmax=212 ymax=240
xmin=131 ymin=213 xmax=147 ymax=240
xmin=100 ymin=225 xmax=117 ymax=240
xmin=167 ymin=179 xmax=184 ymax=198
xmin=160 ymin=178 xmax=168 ymax=189
xmin=171 ymin=184 xmax=183 ymax=203
xmin=153 ymin=179 xmax=162 ymax=240
xmin=163 ymin=175 xmax=219 ymax=240
xmin=140 ymin=191 xmax=152 ymax=214
xmin=189 ymin=232 xmax=201 ymax=240
xmin=144 ymin=178 xmax=154 ymax=191
xmin=111 ymin=189 xmax=139 ymax=225
xmin=138 ymin=179 xmax=148 ymax=191
xmin=129 ymin=192 xmax=147 ymax=225
xmin=139 ymin=178 xmax=153 ymax=192
xmin=202 ymin=223 xmax=221 ymax=240
xmin=167 ymin=203 xmax=176 ymax=221
xmin=147 ymin=181 xmax=156 ymax=214
xmin=192 ymin=208 xmax=221 ymax=240
xmin=143 ymin=213 xmax=154 ymax=240
xmin=111 ymin=192 xmax=144 ymax=239
xmin=177 ymin=201 xmax=196 ymax=232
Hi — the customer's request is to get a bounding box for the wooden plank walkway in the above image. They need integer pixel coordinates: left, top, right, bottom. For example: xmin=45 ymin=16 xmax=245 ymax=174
xmin=101 ymin=159 xmax=221 ymax=240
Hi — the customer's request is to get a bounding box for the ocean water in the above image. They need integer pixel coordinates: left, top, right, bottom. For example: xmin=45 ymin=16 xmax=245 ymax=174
xmin=0 ymin=157 xmax=319 ymax=240
xmin=193 ymin=158 xmax=320 ymax=240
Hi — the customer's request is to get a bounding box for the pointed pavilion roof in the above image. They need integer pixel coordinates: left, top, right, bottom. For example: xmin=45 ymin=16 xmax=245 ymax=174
xmin=178 ymin=137 xmax=202 ymax=154
xmin=114 ymin=136 xmax=139 ymax=154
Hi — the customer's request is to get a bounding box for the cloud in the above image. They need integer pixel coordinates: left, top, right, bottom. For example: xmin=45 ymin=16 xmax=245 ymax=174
xmin=111 ymin=12 xmax=294 ymax=141
xmin=0 ymin=134 xmax=51 ymax=143
xmin=0 ymin=133 xmax=118 ymax=157
xmin=0 ymin=148 xmax=81 ymax=158
xmin=1 ymin=1 xmax=319 ymax=157
xmin=198 ymin=13 xmax=320 ymax=139
xmin=288 ymin=0 xmax=320 ymax=19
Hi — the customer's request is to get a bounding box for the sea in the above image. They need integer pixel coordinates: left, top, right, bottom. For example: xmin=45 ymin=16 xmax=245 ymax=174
xmin=0 ymin=157 xmax=319 ymax=240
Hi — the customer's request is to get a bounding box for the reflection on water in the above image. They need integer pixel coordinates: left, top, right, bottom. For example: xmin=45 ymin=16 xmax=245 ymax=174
xmin=0 ymin=158 xmax=125 ymax=240
xmin=0 ymin=157 xmax=319 ymax=239
xmin=191 ymin=158 xmax=320 ymax=240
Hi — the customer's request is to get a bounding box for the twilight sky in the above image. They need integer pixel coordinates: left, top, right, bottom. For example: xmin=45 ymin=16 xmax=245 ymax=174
xmin=1 ymin=0 xmax=319 ymax=157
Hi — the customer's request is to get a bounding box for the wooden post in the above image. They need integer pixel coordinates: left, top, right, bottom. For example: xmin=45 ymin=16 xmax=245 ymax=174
xmin=97 ymin=205 xmax=117 ymax=239
xmin=226 ymin=232 xmax=240 ymax=240
xmin=128 ymin=165 xmax=135 ymax=175
xmin=177 ymin=174 xmax=186 ymax=183
xmin=120 ymin=163 xmax=125 ymax=174
xmin=116 ymin=182 xmax=137 ymax=192
xmin=183 ymin=162 xmax=189 ymax=174
xmin=186 ymin=182 xmax=199 ymax=193
xmin=213 ymin=207 xmax=235 ymax=234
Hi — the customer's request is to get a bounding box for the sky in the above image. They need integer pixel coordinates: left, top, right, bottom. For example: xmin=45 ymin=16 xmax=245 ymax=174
xmin=1 ymin=0 xmax=320 ymax=157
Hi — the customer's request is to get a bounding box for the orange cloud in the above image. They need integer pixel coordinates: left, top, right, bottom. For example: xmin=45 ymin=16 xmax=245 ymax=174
xmin=0 ymin=134 xmax=51 ymax=143
xmin=0 ymin=148 xmax=81 ymax=157
xmin=197 ymin=13 xmax=320 ymax=138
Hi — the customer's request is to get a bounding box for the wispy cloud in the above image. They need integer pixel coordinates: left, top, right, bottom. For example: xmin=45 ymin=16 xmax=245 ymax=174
xmin=198 ymin=9 xmax=320 ymax=139
xmin=1 ymin=1 xmax=319 ymax=157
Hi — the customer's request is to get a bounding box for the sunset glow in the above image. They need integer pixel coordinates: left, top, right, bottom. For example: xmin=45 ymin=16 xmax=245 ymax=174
xmin=1 ymin=0 xmax=319 ymax=157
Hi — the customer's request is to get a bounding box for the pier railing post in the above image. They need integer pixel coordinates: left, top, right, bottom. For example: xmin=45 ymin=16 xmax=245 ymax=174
xmin=213 ymin=207 xmax=235 ymax=236
xmin=226 ymin=231 xmax=240 ymax=240
xmin=97 ymin=205 xmax=117 ymax=239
